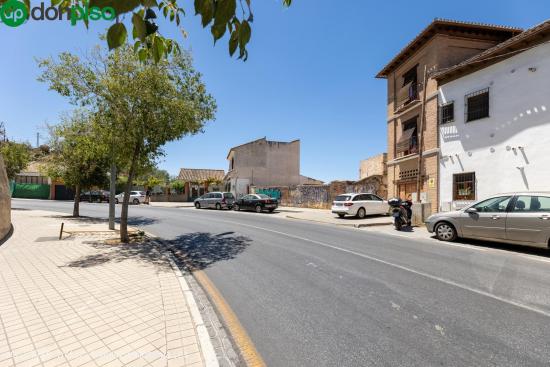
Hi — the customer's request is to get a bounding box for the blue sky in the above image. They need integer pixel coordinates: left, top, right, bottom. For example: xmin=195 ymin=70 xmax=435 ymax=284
xmin=1 ymin=0 xmax=548 ymax=182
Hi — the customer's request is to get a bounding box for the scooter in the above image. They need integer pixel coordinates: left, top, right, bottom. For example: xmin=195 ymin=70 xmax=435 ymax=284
xmin=388 ymin=198 xmax=412 ymax=231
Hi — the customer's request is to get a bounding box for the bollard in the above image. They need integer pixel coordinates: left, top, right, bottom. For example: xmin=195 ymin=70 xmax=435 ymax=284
xmin=59 ymin=222 xmax=64 ymax=240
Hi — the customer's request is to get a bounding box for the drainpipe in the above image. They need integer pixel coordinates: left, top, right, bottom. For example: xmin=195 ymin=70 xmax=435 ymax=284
xmin=416 ymin=65 xmax=429 ymax=202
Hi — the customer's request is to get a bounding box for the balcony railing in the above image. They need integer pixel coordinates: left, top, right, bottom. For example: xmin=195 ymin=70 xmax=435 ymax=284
xmin=395 ymin=83 xmax=421 ymax=112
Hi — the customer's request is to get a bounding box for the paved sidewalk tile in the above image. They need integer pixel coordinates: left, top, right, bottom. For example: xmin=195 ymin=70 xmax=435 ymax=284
xmin=0 ymin=210 xmax=205 ymax=367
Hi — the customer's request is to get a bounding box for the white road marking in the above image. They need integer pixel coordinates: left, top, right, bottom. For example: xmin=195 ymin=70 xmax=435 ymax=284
xmin=205 ymin=218 xmax=550 ymax=319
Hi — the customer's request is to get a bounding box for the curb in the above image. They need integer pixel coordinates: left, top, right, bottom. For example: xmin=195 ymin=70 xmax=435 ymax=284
xmin=0 ymin=223 xmax=14 ymax=247
xmin=285 ymin=215 xmax=392 ymax=228
xmin=143 ymin=231 xmax=220 ymax=367
xmin=165 ymin=253 xmax=220 ymax=367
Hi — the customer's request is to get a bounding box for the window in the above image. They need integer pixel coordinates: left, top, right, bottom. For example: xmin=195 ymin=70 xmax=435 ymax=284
xmin=368 ymin=194 xmax=383 ymax=201
xmin=440 ymin=102 xmax=454 ymax=124
xmin=513 ymin=196 xmax=550 ymax=212
xmin=354 ymin=194 xmax=369 ymax=201
xmin=335 ymin=195 xmax=351 ymax=202
xmin=453 ymin=173 xmax=476 ymax=201
xmin=396 ymin=117 xmax=418 ymax=156
xmin=466 ymin=88 xmax=489 ymax=122
xmin=472 ymin=196 xmax=512 ymax=213
xmin=402 ymin=65 xmax=418 ymax=86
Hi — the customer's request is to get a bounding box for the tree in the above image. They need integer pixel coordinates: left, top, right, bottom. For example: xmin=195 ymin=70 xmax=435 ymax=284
xmin=38 ymin=45 xmax=216 ymax=241
xmin=170 ymin=179 xmax=186 ymax=194
xmin=0 ymin=0 xmax=292 ymax=62
xmin=45 ymin=112 xmax=109 ymax=217
xmin=0 ymin=142 xmax=31 ymax=180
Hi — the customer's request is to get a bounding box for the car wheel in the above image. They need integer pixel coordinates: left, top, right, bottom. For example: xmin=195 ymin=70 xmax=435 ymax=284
xmin=337 ymin=213 xmax=346 ymax=218
xmin=268 ymin=208 xmax=275 ymax=213
xmin=115 ymin=198 xmax=119 ymax=204
xmin=255 ymin=205 xmax=263 ymax=213
xmin=133 ymin=198 xmax=140 ymax=205
xmin=233 ymin=204 xmax=240 ymax=211
xmin=435 ymin=222 xmax=457 ymax=242
xmin=195 ymin=202 xmax=201 ymax=209
xmin=215 ymin=203 xmax=222 ymax=210
xmin=356 ymin=207 xmax=366 ymax=219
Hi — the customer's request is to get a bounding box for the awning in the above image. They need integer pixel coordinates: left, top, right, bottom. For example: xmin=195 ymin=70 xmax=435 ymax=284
xmin=396 ymin=128 xmax=417 ymax=153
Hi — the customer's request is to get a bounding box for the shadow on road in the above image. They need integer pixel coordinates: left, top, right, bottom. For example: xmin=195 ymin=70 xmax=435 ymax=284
xmin=164 ymin=232 xmax=252 ymax=270
xmin=453 ymin=237 xmax=550 ymax=258
xmin=335 ymin=214 xmax=389 ymax=221
xmin=62 ymin=231 xmax=251 ymax=272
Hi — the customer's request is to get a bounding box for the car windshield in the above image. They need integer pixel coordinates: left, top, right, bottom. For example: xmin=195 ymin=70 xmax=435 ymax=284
xmin=335 ymin=195 xmax=351 ymax=202
xmin=224 ymin=193 xmax=234 ymax=199
xmin=257 ymin=194 xmax=270 ymax=199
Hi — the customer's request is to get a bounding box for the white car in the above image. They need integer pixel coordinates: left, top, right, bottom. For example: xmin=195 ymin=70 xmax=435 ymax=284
xmin=331 ymin=193 xmax=388 ymax=218
xmin=115 ymin=191 xmax=146 ymax=205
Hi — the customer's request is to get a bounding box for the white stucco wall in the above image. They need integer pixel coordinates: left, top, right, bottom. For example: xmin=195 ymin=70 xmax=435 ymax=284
xmin=439 ymin=42 xmax=550 ymax=211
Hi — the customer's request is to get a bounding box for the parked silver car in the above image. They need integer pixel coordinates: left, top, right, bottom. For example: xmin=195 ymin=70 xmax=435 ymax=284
xmin=194 ymin=192 xmax=235 ymax=210
xmin=426 ymin=192 xmax=550 ymax=248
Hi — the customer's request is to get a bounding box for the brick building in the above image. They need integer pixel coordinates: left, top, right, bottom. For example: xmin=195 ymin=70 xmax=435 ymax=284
xmin=376 ymin=19 xmax=521 ymax=213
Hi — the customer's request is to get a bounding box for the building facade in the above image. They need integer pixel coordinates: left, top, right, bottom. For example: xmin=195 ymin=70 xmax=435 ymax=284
xmin=377 ymin=19 xmax=521 ymax=213
xmin=359 ymin=153 xmax=387 ymax=180
xmin=177 ymin=168 xmax=225 ymax=201
xmin=435 ymin=20 xmax=550 ymax=211
xmin=225 ymin=138 xmax=301 ymax=197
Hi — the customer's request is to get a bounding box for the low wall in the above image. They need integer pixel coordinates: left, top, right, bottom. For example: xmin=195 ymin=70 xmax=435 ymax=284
xmin=253 ymin=178 xmax=387 ymax=210
xmin=0 ymin=156 xmax=11 ymax=241
xmin=150 ymin=194 xmax=189 ymax=202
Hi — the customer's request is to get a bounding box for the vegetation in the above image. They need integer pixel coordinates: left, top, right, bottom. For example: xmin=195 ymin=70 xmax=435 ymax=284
xmin=38 ymin=45 xmax=216 ymax=241
xmin=170 ymin=179 xmax=186 ymax=194
xmin=0 ymin=141 xmax=31 ymax=180
xmin=45 ymin=112 xmax=109 ymax=217
xmin=0 ymin=0 xmax=292 ymax=62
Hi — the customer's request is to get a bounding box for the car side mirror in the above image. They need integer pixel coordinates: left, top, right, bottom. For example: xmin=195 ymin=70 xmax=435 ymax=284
xmin=465 ymin=207 xmax=478 ymax=214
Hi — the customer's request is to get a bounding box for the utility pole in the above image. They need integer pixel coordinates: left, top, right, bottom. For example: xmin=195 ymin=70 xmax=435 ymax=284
xmin=36 ymin=132 xmax=40 ymax=148
xmin=416 ymin=65 xmax=429 ymax=203
xmin=109 ymin=160 xmax=116 ymax=230
xmin=108 ymin=124 xmax=116 ymax=230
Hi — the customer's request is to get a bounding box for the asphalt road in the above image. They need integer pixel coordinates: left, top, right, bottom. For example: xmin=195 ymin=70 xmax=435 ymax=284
xmin=12 ymin=199 xmax=550 ymax=367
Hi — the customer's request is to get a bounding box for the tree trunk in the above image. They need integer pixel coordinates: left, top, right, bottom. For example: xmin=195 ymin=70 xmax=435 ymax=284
xmin=73 ymin=185 xmax=81 ymax=217
xmin=120 ymin=144 xmax=140 ymax=243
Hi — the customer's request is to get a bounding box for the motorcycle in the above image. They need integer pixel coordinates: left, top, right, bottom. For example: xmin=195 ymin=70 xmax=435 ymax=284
xmin=388 ymin=198 xmax=412 ymax=231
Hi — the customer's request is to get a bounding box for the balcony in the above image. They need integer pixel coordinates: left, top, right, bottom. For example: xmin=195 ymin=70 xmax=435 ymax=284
xmin=395 ymin=128 xmax=418 ymax=158
xmin=394 ymin=83 xmax=421 ymax=112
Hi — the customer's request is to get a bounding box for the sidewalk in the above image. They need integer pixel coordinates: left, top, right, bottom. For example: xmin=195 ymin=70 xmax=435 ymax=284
xmin=0 ymin=210 xmax=215 ymax=367
xmin=149 ymin=203 xmax=195 ymax=209
xmin=274 ymin=206 xmax=393 ymax=228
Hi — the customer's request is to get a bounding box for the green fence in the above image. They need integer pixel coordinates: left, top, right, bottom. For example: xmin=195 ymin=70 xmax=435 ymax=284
xmin=12 ymin=183 xmax=50 ymax=199
xmin=9 ymin=180 xmax=15 ymax=196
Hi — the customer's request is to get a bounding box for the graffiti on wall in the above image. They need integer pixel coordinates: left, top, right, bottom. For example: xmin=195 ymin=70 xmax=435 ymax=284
xmin=256 ymin=188 xmax=281 ymax=200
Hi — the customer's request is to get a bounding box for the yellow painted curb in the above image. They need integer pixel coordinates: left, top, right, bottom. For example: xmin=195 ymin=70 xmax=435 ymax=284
xmin=193 ymin=270 xmax=267 ymax=367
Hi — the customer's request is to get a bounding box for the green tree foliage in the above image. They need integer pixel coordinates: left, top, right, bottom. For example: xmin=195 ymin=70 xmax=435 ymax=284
xmin=170 ymin=179 xmax=185 ymax=194
xmin=45 ymin=112 xmax=109 ymax=217
xmin=0 ymin=0 xmax=292 ymax=62
xmin=0 ymin=142 xmax=31 ymax=180
xmin=38 ymin=45 xmax=216 ymax=241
